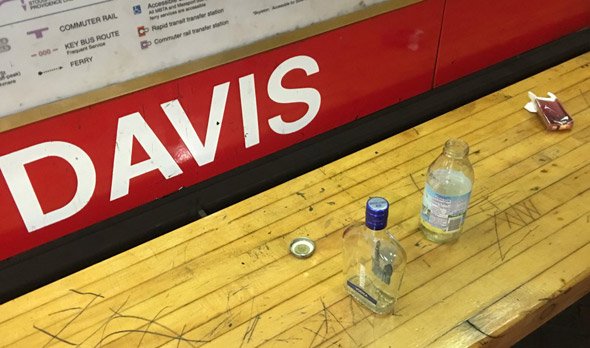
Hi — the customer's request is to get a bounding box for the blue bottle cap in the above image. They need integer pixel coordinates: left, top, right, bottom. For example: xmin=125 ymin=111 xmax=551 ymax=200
xmin=365 ymin=197 xmax=389 ymax=230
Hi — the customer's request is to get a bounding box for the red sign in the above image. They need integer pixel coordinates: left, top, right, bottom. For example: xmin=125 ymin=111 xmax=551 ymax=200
xmin=0 ymin=0 xmax=444 ymax=260
xmin=435 ymin=0 xmax=590 ymax=85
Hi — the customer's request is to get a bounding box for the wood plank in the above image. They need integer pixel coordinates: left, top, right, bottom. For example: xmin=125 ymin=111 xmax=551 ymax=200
xmin=428 ymin=322 xmax=486 ymax=348
xmin=469 ymin=244 xmax=590 ymax=347
xmin=322 ymin=205 xmax=590 ymax=348
xmin=0 ymin=52 xmax=588 ymax=348
xmin=266 ymin=155 xmax=590 ymax=347
xmin=3 ymin=109 xmax=588 ymax=348
xmin=109 ymin=134 xmax=590 ymax=347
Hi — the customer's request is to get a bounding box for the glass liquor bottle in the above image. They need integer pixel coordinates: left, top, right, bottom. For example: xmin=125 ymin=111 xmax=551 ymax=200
xmin=420 ymin=139 xmax=474 ymax=243
xmin=343 ymin=197 xmax=406 ymax=315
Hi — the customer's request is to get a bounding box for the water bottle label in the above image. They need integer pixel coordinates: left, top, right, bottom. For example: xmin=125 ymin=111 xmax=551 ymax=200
xmin=420 ymin=184 xmax=471 ymax=234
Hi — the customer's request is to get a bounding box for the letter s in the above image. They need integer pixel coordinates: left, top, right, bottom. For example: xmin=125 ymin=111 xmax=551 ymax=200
xmin=0 ymin=142 xmax=96 ymax=232
xmin=267 ymin=55 xmax=321 ymax=134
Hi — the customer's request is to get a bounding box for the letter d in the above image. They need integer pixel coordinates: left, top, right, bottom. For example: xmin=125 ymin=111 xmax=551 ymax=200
xmin=0 ymin=142 xmax=96 ymax=232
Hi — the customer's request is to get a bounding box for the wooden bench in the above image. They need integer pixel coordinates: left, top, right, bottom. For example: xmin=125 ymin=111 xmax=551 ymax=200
xmin=1 ymin=52 xmax=588 ymax=347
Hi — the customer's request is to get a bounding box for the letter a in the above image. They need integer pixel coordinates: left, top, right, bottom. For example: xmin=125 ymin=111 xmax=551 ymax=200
xmin=110 ymin=112 xmax=182 ymax=201
xmin=161 ymin=82 xmax=229 ymax=166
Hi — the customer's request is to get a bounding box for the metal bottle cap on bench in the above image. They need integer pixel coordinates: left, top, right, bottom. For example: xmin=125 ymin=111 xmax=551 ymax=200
xmin=290 ymin=237 xmax=315 ymax=258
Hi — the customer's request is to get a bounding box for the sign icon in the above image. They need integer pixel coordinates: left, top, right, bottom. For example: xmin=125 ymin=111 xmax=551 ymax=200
xmin=132 ymin=5 xmax=141 ymax=14
xmin=0 ymin=0 xmax=25 ymax=10
xmin=0 ymin=38 xmax=10 ymax=54
xmin=137 ymin=26 xmax=149 ymax=37
xmin=140 ymin=40 xmax=151 ymax=49
xmin=0 ymin=0 xmax=15 ymax=7
xmin=27 ymin=27 xmax=49 ymax=39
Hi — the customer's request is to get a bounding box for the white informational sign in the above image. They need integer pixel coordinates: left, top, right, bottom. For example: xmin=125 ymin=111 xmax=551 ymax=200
xmin=0 ymin=0 xmax=387 ymax=117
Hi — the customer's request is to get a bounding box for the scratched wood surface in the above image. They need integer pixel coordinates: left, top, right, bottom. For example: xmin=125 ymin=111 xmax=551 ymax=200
xmin=1 ymin=52 xmax=589 ymax=348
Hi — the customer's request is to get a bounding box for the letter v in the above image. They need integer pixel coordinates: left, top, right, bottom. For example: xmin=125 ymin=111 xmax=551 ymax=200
xmin=160 ymin=82 xmax=229 ymax=166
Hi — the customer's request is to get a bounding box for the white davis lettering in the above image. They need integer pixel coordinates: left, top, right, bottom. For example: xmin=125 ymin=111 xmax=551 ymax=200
xmin=0 ymin=55 xmax=321 ymax=232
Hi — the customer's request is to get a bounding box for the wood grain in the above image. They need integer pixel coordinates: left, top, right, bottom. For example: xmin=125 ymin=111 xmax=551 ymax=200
xmin=0 ymin=53 xmax=588 ymax=348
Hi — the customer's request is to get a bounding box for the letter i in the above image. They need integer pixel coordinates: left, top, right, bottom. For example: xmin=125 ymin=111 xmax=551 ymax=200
xmin=238 ymin=74 xmax=260 ymax=148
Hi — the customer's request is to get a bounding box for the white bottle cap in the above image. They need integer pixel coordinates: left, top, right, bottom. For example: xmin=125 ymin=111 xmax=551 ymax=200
xmin=289 ymin=237 xmax=315 ymax=258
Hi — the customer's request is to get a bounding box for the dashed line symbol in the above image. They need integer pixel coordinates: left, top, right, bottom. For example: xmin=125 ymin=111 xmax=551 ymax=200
xmin=31 ymin=48 xmax=58 ymax=58
xmin=38 ymin=66 xmax=63 ymax=75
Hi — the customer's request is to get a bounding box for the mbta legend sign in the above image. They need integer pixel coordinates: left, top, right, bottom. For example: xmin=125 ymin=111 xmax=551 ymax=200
xmin=0 ymin=0 xmax=389 ymax=117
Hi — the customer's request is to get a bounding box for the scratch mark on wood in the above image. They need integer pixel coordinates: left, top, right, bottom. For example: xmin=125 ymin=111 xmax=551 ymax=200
xmin=232 ymin=285 xmax=247 ymax=296
xmin=580 ymin=88 xmax=590 ymax=107
xmin=422 ymin=258 xmax=431 ymax=268
xmin=48 ymin=307 xmax=82 ymax=316
xmin=503 ymin=226 xmax=538 ymax=259
xmin=493 ymin=199 xmax=541 ymax=233
xmin=176 ymin=325 xmax=188 ymax=348
xmin=508 ymin=203 xmax=527 ymax=225
xmin=137 ymin=306 xmax=169 ymax=347
xmin=466 ymin=320 xmax=501 ymax=339
xmin=276 ymin=337 xmax=303 ymax=343
xmin=286 ymin=306 xmax=308 ymax=317
xmin=108 ymin=310 xmax=180 ymax=340
xmin=513 ymin=200 xmax=540 ymax=221
xmin=306 ymin=323 xmax=325 ymax=348
xmin=206 ymin=289 xmax=238 ymax=337
xmin=328 ymin=338 xmax=343 ymax=347
xmin=495 ymin=211 xmax=520 ymax=228
xmin=485 ymin=196 xmax=500 ymax=211
xmin=43 ymin=290 xmax=206 ymax=348
xmin=493 ymin=211 xmax=505 ymax=261
xmin=79 ymin=296 xmax=129 ymax=346
xmin=409 ymin=173 xmax=422 ymax=193
xmin=69 ymin=288 xmax=104 ymax=298
xmin=509 ymin=209 xmax=528 ymax=226
xmin=320 ymin=298 xmax=329 ymax=336
xmin=241 ymin=315 xmax=260 ymax=347
xmin=503 ymin=209 xmax=513 ymax=229
xmin=324 ymin=299 xmax=359 ymax=346
xmin=296 ymin=192 xmax=306 ymax=199
xmin=524 ymin=199 xmax=541 ymax=216
xmin=95 ymin=329 xmax=208 ymax=347
xmin=208 ymin=316 xmax=232 ymax=338
xmin=40 ymin=290 xmax=103 ymax=347
xmin=34 ymin=325 xmax=77 ymax=346
xmin=95 ymin=306 xmax=207 ymax=347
